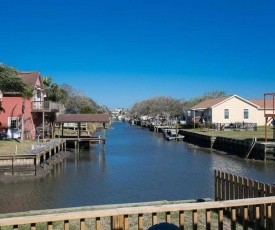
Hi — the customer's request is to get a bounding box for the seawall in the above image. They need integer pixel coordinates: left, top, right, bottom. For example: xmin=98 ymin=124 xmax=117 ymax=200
xmin=178 ymin=130 xmax=268 ymax=160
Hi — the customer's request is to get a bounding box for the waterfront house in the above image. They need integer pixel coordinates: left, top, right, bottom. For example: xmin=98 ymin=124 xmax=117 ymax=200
xmin=191 ymin=94 xmax=271 ymax=127
xmin=0 ymin=72 xmax=64 ymax=139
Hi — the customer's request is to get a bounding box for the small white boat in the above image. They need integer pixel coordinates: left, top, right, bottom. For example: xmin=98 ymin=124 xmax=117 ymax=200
xmin=165 ymin=133 xmax=184 ymax=141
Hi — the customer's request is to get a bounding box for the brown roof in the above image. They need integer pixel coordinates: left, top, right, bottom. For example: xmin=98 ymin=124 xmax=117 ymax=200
xmin=192 ymin=96 xmax=231 ymax=110
xmin=249 ymin=99 xmax=275 ymax=109
xmin=20 ymin=72 xmax=41 ymax=88
xmin=56 ymin=114 xmax=110 ymax=123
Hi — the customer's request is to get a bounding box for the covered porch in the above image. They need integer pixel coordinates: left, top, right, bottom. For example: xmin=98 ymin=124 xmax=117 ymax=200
xmin=55 ymin=113 xmax=110 ymax=150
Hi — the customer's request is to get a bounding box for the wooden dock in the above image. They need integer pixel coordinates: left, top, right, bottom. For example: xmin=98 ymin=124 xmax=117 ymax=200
xmin=262 ymin=142 xmax=275 ymax=161
xmin=0 ymin=139 xmax=66 ymax=176
xmin=61 ymin=135 xmax=106 ymax=150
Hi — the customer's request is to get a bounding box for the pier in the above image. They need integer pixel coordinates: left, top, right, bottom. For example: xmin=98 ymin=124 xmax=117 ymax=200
xmin=0 ymin=139 xmax=66 ymax=176
xmin=55 ymin=113 xmax=110 ymax=151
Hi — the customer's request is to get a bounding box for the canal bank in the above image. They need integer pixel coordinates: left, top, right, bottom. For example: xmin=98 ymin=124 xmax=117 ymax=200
xmin=0 ymin=139 xmax=67 ymax=178
xmin=1 ymin=122 xmax=275 ymax=214
xmin=178 ymin=130 xmax=274 ymax=161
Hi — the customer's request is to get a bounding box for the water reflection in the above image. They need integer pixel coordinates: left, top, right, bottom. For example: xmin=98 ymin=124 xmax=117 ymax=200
xmin=1 ymin=122 xmax=275 ymax=214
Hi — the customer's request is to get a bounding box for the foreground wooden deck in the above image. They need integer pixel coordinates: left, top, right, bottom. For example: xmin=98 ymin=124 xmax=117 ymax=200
xmin=1 ymin=170 xmax=275 ymax=229
xmin=0 ymin=197 xmax=275 ymax=229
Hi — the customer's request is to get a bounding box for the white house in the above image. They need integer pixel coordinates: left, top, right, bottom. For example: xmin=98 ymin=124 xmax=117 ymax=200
xmin=192 ymin=95 xmax=274 ymax=126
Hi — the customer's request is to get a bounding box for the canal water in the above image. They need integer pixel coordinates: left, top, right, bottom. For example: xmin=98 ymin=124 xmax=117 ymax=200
xmin=1 ymin=121 xmax=275 ymax=214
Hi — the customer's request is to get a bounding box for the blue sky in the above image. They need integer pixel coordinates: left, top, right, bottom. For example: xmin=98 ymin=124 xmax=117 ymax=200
xmin=1 ymin=0 xmax=275 ymax=109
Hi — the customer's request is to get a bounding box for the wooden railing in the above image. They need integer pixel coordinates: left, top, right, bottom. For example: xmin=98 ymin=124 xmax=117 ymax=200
xmin=1 ymin=197 xmax=275 ymax=229
xmin=31 ymin=101 xmax=64 ymax=112
xmin=0 ymin=155 xmax=37 ymax=175
xmin=215 ymin=170 xmax=275 ymax=201
xmin=0 ymin=140 xmax=66 ymax=176
xmin=215 ymin=170 xmax=275 ymax=229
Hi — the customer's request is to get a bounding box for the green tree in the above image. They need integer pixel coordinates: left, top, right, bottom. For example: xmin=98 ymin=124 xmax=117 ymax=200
xmin=0 ymin=64 xmax=26 ymax=127
xmin=60 ymin=84 xmax=101 ymax=114
xmin=130 ymin=96 xmax=186 ymax=117
xmin=80 ymin=106 xmax=96 ymax=114
xmin=42 ymin=77 xmax=52 ymax=87
xmin=0 ymin=64 xmax=25 ymax=92
xmin=44 ymin=82 xmax=68 ymax=104
xmin=185 ymin=90 xmax=226 ymax=109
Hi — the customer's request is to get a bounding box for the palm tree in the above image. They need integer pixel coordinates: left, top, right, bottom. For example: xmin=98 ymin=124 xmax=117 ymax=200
xmin=20 ymin=84 xmax=33 ymax=143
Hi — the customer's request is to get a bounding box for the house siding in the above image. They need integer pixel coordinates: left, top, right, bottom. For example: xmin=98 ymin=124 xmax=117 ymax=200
xmin=211 ymin=97 xmax=258 ymax=124
xmin=0 ymin=72 xmax=44 ymax=139
xmin=1 ymin=96 xmax=37 ymax=138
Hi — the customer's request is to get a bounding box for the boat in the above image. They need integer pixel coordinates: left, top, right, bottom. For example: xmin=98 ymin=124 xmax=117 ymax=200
xmin=164 ymin=130 xmax=184 ymax=141
xmin=165 ymin=133 xmax=185 ymax=141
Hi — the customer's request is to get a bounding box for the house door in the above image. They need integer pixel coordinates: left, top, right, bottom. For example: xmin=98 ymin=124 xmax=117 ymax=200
xmin=33 ymin=90 xmax=42 ymax=109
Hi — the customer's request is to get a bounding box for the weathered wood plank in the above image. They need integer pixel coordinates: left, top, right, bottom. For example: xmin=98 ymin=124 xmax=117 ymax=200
xmin=218 ymin=209 xmax=223 ymax=230
xmin=124 ymin=215 xmax=129 ymax=230
xmin=166 ymin=212 xmax=171 ymax=223
xmin=179 ymin=211 xmax=184 ymax=230
xmin=206 ymin=209 xmax=211 ymax=230
xmin=231 ymin=207 xmax=236 ymax=230
xmin=96 ymin=217 xmax=100 ymax=230
xmin=138 ymin=214 xmax=143 ymax=230
xmin=192 ymin=210 xmax=198 ymax=230
xmin=152 ymin=213 xmax=157 ymax=225
xmin=80 ymin=218 xmax=85 ymax=230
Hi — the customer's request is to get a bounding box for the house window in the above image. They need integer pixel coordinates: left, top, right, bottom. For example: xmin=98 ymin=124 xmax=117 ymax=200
xmin=224 ymin=109 xmax=229 ymax=119
xmin=244 ymin=109 xmax=249 ymax=119
xmin=8 ymin=117 xmax=19 ymax=129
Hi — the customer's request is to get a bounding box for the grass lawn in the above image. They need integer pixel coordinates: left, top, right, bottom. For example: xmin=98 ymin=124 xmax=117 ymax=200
xmin=0 ymin=139 xmax=37 ymax=155
xmin=184 ymin=125 xmax=275 ymax=141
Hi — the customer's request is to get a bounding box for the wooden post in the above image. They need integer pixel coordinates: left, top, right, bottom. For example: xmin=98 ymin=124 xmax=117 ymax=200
xmin=42 ymin=111 xmax=45 ymax=142
xmin=54 ymin=147 xmax=56 ymax=159
xmin=206 ymin=209 xmax=211 ymax=230
xmin=166 ymin=212 xmax=171 ymax=223
xmin=218 ymin=209 xmax=223 ymax=230
xmin=192 ymin=210 xmax=198 ymax=230
xmin=138 ymin=214 xmax=143 ymax=230
xmin=152 ymin=213 xmax=157 ymax=225
xmin=78 ymin=123 xmax=81 ymax=140
xmin=12 ymin=156 xmax=14 ymax=176
xmin=61 ymin=123 xmax=64 ymax=138
xmin=179 ymin=211 xmax=184 ymax=230
xmin=96 ymin=217 xmax=100 ymax=230
xmin=124 ymin=215 xmax=129 ymax=230
xmin=112 ymin=215 xmax=123 ymax=230
xmin=80 ymin=218 xmax=85 ymax=230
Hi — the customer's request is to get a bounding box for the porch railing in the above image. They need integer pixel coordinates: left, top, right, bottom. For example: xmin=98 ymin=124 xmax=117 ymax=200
xmin=1 ymin=196 xmax=275 ymax=229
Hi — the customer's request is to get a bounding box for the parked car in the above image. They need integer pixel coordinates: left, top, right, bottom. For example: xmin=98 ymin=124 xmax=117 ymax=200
xmin=0 ymin=130 xmax=7 ymax=140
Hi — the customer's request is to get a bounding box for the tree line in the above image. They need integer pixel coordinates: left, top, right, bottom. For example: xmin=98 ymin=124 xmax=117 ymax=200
xmin=0 ymin=64 xmax=108 ymax=115
xmin=129 ymin=91 xmax=226 ymax=118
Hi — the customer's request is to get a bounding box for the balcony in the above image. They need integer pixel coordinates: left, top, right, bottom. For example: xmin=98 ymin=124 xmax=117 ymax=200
xmin=31 ymin=101 xmax=64 ymax=113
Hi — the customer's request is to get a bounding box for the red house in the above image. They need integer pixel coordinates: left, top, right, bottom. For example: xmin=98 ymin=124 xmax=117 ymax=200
xmin=0 ymin=72 xmax=63 ymax=139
